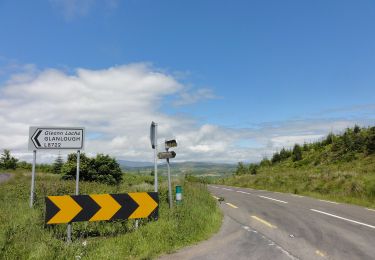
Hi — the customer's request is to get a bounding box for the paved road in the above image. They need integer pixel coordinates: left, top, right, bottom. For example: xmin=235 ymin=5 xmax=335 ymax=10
xmin=0 ymin=173 xmax=11 ymax=184
xmin=161 ymin=185 xmax=375 ymax=260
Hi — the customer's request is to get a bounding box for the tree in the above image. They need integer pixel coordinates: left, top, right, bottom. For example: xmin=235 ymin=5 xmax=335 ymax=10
xmin=323 ymin=133 xmax=335 ymax=145
xmin=271 ymin=152 xmax=281 ymax=164
xmin=365 ymin=127 xmax=375 ymax=154
xmin=292 ymin=144 xmax=303 ymax=161
xmin=248 ymin=163 xmax=258 ymax=175
xmin=260 ymin=157 xmax=271 ymax=167
xmin=235 ymin=162 xmax=247 ymax=175
xmin=0 ymin=149 xmax=18 ymax=170
xmin=279 ymin=148 xmax=292 ymax=160
xmin=52 ymin=154 xmax=64 ymax=174
xmin=61 ymin=153 xmax=123 ymax=185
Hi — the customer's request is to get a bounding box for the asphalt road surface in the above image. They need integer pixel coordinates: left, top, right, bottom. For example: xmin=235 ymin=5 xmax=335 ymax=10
xmin=0 ymin=173 xmax=11 ymax=184
xmin=161 ymin=185 xmax=375 ymax=260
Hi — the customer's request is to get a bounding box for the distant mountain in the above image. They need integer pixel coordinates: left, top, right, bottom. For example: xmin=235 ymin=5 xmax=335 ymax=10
xmin=117 ymin=160 xmax=153 ymax=168
xmin=118 ymin=160 xmax=236 ymax=177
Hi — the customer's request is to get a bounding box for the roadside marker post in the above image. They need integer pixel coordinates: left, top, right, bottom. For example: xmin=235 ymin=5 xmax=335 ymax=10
xmin=176 ymin=186 xmax=182 ymax=205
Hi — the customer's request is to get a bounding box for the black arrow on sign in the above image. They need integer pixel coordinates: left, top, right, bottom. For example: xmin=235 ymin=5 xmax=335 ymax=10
xmin=32 ymin=129 xmax=42 ymax=147
xmin=70 ymin=195 xmax=101 ymax=222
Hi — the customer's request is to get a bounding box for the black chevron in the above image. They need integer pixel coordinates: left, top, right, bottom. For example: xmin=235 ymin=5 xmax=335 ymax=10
xmin=70 ymin=195 xmax=101 ymax=222
xmin=110 ymin=193 xmax=139 ymax=220
xmin=45 ymin=197 xmax=60 ymax=223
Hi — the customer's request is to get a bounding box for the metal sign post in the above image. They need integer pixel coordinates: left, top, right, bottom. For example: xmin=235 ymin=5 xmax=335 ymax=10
xmin=150 ymin=122 xmax=158 ymax=192
xmin=162 ymin=139 xmax=177 ymax=209
xmin=30 ymin=150 xmax=36 ymax=208
xmin=75 ymin=150 xmax=80 ymax=195
xmin=67 ymin=150 xmax=81 ymax=243
xmin=166 ymin=156 xmax=173 ymax=209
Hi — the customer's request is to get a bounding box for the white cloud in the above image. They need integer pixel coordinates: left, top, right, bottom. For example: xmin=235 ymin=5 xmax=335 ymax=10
xmin=173 ymin=88 xmax=218 ymax=106
xmin=0 ymin=63 xmax=373 ymax=164
xmin=50 ymin=0 xmax=119 ymax=20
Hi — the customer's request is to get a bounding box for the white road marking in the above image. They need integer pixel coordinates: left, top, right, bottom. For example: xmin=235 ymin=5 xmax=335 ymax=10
xmin=315 ymin=250 xmax=326 ymax=257
xmin=366 ymin=208 xmax=375 ymax=212
xmin=236 ymin=190 xmax=251 ymax=195
xmin=319 ymin=199 xmax=339 ymax=204
xmin=212 ymin=195 xmax=219 ymax=200
xmin=258 ymin=195 xmax=288 ymax=204
xmin=225 ymin=202 xmax=238 ymax=208
xmin=310 ymin=209 xmax=375 ymax=229
xmin=242 ymin=225 xmax=297 ymax=259
xmin=291 ymin=194 xmax=304 ymax=198
xmin=222 ymin=188 xmax=233 ymax=191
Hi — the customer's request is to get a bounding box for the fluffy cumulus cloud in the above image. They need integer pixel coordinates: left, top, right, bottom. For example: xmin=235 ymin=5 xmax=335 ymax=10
xmin=0 ymin=63 xmax=372 ymax=163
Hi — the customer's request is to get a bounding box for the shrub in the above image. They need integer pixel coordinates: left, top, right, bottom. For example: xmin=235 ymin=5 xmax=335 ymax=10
xmin=260 ymin=158 xmax=271 ymax=167
xmin=62 ymin=153 xmax=123 ymax=185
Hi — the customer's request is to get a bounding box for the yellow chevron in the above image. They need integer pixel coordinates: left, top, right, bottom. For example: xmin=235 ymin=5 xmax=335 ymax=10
xmin=47 ymin=196 xmax=82 ymax=224
xmin=128 ymin=192 xmax=158 ymax=219
xmin=89 ymin=194 xmax=121 ymax=221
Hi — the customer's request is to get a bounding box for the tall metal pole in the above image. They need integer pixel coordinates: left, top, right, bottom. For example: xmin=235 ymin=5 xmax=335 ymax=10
xmin=167 ymin=157 xmax=173 ymax=209
xmin=154 ymin=123 xmax=158 ymax=192
xmin=68 ymin=150 xmax=80 ymax=243
xmin=30 ymin=150 xmax=36 ymax=208
xmin=75 ymin=150 xmax=80 ymax=195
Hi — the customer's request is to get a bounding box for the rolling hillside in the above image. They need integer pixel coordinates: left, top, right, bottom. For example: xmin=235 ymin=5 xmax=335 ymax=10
xmin=217 ymin=125 xmax=375 ymax=207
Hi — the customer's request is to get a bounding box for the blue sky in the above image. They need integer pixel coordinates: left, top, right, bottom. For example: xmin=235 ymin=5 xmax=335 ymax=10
xmin=0 ymin=0 xmax=374 ymax=162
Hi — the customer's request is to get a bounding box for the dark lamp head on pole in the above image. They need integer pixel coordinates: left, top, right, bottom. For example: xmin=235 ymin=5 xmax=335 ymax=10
xmin=165 ymin=139 xmax=177 ymax=149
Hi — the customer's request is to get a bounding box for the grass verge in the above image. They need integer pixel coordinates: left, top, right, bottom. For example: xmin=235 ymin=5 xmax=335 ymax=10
xmin=0 ymin=171 xmax=222 ymax=259
xmin=215 ymin=155 xmax=375 ymax=208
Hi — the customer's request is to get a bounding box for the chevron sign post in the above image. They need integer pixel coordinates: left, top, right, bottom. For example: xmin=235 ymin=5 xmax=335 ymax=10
xmin=45 ymin=192 xmax=158 ymax=224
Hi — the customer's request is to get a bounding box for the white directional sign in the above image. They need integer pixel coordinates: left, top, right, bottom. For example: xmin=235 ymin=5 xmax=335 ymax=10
xmin=28 ymin=127 xmax=85 ymax=151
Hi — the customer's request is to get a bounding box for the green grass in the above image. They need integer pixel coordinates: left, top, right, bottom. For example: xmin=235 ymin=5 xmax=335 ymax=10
xmin=216 ymin=154 xmax=375 ymax=208
xmin=0 ymin=171 xmax=222 ymax=259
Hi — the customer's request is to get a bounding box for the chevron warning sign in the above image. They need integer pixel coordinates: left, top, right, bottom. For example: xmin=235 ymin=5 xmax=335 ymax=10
xmin=45 ymin=192 xmax=158 ymax=224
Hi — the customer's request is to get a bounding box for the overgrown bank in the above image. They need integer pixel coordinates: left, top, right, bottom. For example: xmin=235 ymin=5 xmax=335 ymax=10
xmin=216 ymin=126 xmax=375 ymax=208
xmin=0 ymin=171 xmax=222 ymax=259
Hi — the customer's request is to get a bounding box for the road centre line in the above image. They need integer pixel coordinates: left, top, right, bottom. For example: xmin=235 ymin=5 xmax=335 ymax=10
xmin=251 ymin=215 xmax=277 ymax=228
xmin=315 ymin=250 xmax=326 ymax=257
xmin=310 ymin=209 xmax=375 ymax=229
xmin=319 ymin=199 xmax=339 ymax=204
xmin=366 ymin=208 xmax=375 ymax=212
xmin=222 ymin=188 xmax=233 ymax=191
xmin=258 ymin=195 xmax=288 ymax=204
xmin=236 ymin=190 xmax=251 ymax=195
xmin=225 ymin=202 xmax=238 ymax=209
xmin=290 ymin=194 xmax=304 ymax=198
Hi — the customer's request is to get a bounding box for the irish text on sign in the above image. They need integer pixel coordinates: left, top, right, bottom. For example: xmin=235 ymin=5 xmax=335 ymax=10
xmin=45 ymin=192 xmax=159 ymax=224
xmin=28 ymin=127 xmax=85 ymax=150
